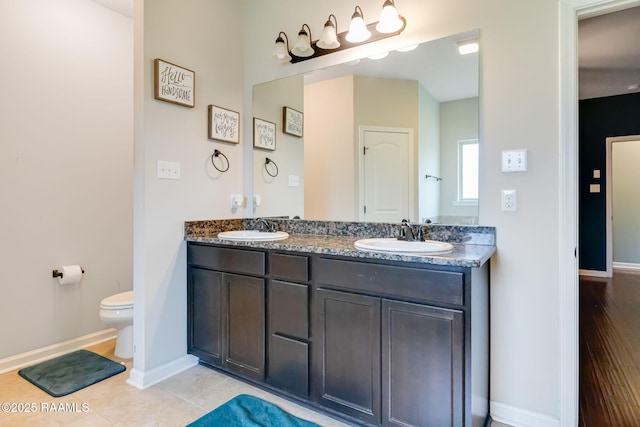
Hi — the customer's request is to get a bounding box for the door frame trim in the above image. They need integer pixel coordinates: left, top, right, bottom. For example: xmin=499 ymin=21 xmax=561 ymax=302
xmin=357 ymin=125 xmax=415 ymax=222
xmin=606 ymin=135 xmax=640 ymax=276
xmin=560 ymin=1 xmax=640 ymax=425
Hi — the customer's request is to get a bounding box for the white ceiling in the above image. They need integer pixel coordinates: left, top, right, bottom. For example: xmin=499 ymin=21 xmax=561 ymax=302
xmin=578 ymin=5 xmax=640 ymax=100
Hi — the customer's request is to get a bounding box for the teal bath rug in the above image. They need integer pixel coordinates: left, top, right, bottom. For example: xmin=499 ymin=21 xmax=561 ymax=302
xmin=18 ymin=349 xmax=125 ymax=397
xmin=187 ymin=394 xmax=321 ymax=427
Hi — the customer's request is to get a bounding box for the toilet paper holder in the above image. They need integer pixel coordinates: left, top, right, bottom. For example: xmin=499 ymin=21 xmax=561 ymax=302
xmin=52 ymin=267 xmax=84 ymax=278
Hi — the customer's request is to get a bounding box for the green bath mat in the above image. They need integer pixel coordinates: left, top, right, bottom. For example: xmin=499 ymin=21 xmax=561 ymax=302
xmin=187 ymin=394 xmax=320 ymax=427
xmin=18 ymin=349 xmax=125 ymax=397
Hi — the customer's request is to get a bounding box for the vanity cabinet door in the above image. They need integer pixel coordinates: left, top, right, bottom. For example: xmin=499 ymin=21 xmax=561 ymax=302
xmin=187 ymin=267 xmax=224 ymax=366
xmin=314 ymin=288 xmax=381 ymax=425
xmin=381 ymin=300 xmax=464 ymax=427
xmin=224 ymin=273 xmax=265 ymax=381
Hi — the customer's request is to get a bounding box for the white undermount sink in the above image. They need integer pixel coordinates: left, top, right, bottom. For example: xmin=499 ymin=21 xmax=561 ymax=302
xmin=217 ymin=230 xmax=289 ymax=242
xmin=354 ymin=238 xmax=453 ymax=254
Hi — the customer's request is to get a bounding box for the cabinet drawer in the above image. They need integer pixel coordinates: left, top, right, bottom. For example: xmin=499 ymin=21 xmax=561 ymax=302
xmin=188 ymin=244 xmax=265 ymax=276
xmin=269 ymin=280 xmax=308 ymax=339
xmin=315 ymin=258 xmax=464 ymax=306
xmin=268 ymin=334 xmax=309 ymax=397
xmin=270 ymin=253 xmax=309 ymax=282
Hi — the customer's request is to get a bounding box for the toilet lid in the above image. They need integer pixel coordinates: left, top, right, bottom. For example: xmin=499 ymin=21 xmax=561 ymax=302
xmin=101 ymin=290 xmax=134 ymax=309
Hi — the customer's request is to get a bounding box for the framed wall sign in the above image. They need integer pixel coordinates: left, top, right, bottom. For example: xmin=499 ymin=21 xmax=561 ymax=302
xmin=154 ymin=58 xmax=195 ymax=108
xmin=208 ymin=105 xmax=240 ymax=144
xmin=253 ymin=118 xmax=276 ymax=151
xmin=283 ymin=106 xmax=303 ymax=137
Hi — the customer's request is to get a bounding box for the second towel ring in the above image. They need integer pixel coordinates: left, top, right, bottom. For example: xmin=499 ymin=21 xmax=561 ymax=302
xmin=211 ymin=149 xmax=229 ymax=172
xmin=265 ymin=157 xmax=279 ymax=177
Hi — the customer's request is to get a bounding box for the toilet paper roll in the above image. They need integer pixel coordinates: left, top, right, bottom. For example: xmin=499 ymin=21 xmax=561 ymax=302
xmin=58 ymin=265 xmax=83 ymax=285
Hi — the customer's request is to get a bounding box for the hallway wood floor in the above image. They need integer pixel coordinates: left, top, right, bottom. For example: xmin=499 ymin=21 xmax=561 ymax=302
xmin=580 ymin=271 xmax=640 ymax=427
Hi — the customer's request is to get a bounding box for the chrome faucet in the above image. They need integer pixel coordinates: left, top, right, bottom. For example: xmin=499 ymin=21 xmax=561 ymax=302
xmin=397 ymin=219 xmax=425 ymax=241
xmin=258 ymin=218 xmax=276 ymax=232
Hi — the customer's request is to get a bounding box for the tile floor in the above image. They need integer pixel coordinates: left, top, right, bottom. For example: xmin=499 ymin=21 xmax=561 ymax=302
xmin=0 ymin=340 xmax=511 ymax=426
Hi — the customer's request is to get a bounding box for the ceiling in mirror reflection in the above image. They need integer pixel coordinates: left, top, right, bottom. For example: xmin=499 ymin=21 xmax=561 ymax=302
xmin=303 ymin=32 xmax=478 ymax=102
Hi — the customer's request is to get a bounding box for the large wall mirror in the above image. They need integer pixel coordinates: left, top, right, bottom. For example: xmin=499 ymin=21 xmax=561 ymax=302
xmin=252 ymin=30 xmax=479 ymax=225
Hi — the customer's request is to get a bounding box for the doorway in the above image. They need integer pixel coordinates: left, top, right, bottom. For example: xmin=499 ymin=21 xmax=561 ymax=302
xmin=577 ymin=5 xmax=640 ymax=426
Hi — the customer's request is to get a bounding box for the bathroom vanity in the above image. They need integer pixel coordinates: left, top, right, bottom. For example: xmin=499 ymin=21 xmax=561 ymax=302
xmin=185 ymin=219 xmax=495 ymax=427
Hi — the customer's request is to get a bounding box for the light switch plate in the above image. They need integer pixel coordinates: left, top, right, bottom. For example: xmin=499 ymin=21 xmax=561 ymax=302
xmin=502 ymin=149 xmax=528 ymax=172
xmin=288 ymin=175 xmax=300 ymax=187
xmin=157 ymin=160 xmax=181 ymax=180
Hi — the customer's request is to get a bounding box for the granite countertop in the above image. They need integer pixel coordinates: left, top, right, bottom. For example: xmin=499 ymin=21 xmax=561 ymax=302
xmin=185 ymin=219 xmax=496 ymax=268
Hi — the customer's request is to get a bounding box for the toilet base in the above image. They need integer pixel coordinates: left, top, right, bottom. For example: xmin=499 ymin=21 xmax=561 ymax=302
xmin=115 ymin=324 xmax=133 ymax=359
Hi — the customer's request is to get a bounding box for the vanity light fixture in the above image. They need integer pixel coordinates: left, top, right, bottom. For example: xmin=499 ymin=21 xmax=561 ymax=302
xmin=456 ymin=39 xmax=479 ymax=55
xmin=272 ymin=1 xmax=406 ymax=64
xmin=376 ymin=0 xmax=403 ymax=33
xmin=291 ymin=24 xmax=314 ymax=57
xmin=317 ymin=14 xmax=340 ymax=50
xmin=346 ymin=6 xmax=371 ymax=43
xmin=272 ymin=32 xmax=291 ymax=62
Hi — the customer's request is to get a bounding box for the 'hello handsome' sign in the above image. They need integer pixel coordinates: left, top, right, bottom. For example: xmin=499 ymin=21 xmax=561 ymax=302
xmin=154 ymin=59 xmax=195 ymax=108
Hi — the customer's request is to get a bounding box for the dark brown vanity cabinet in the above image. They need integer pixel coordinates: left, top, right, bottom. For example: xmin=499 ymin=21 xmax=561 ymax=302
xmin=187 ymin=242 xmax=489 ymax=427
xmin=187 ymin=244 xmax=265 ymax=381
xmin=314 ymin=257 xmax=486 ymax=427
xmin=314 ymin=289 xmax=465 ymax=427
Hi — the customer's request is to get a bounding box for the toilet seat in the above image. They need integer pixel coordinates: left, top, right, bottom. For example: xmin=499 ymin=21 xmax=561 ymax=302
xmin=100 ymin=291 xmax=133 ymax=310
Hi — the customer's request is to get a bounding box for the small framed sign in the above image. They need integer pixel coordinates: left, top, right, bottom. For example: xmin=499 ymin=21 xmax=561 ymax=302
xmin=208 ymin=105 xmax=240 ymax=144
xmin=154 ymin=58 xmax=195 ymax=108
xmin=253 ymin=118 xmax=276 ymax=151
xmin=283 ymin=106 xmax=303 ymax=137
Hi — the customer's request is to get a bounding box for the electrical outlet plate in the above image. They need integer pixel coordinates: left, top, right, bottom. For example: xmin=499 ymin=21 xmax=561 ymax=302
xmin=502 ymin=149 xmax=528 ymax=172
xmin=501 ymin=189 xmax=517 ymax=212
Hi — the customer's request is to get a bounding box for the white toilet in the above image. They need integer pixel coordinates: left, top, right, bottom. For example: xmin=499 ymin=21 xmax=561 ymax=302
xmin=99 ymin=290 xmax=134 ymax=359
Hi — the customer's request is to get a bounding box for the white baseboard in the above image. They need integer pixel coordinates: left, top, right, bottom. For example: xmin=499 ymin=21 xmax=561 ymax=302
xmin=127 ymin=354 xmax=199 ymax=390
xmin=0 ymin=329 xmax=117 ymax=374
xmin=613 ymin=262 xmax=640 ymax=272
xmin=490 ymin=401 xmax=559 ymax=427
xmin=579 ymin=269 xmax=609 ymax=278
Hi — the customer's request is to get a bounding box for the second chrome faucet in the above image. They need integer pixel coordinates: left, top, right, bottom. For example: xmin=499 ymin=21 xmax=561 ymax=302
xmin=397 ymin=219 xmax=425 ymax=241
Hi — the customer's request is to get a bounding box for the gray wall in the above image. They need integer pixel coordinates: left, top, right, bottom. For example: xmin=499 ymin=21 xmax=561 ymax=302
xmin=0 ymin=0 xmax=133 ymax=359
xmin=133 ymin=0 xmax=245 ymax=380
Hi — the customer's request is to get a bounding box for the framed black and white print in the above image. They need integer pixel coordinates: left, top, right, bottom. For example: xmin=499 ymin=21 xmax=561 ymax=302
xmin=153 ymin=58 xmax=195 ymax=108
xmin=253 ymin=118 xmax=276 ymax=151
xmin=283 ymin=106 xmax=303 ymax=137
xmin=208 ymin=105 xmax=240 ymax=144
